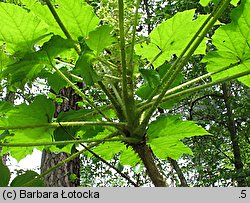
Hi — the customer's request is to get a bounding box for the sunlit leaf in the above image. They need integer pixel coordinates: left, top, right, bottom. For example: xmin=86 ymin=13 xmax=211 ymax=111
xmin=147 ymin=115 xmax=210 ymax=160
xmin=28 ymin=0 xmax=99 ymax=39
xmin=0 ymin=2 xmax=48 ymax=54
xmin=120 ymin=147 xmax=140 ymax=167
xmin=0 ymin=96 xmax=55 ymax=160
xmin=93 ymin=141 xmax=140 ymax=167
xmin=203 ymin=0 xmax=250 ymax=87
xmin=2 ymin=35 xmax=74 ymax=83
xmin=135 ymin=10 xmax=208 ymax=68
xmin=93 ymin=141 xmax=126 ymax=160
xmin=89 ymin=129 xmax=140 ymax=166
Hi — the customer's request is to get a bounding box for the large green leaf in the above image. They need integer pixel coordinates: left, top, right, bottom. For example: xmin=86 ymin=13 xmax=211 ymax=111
xmin=230 ymin=0 xmax=240 ymax=6
xmin=150 ymin=139 xmax=193 ymax=160
xmin=0 ymin=95 xmax=54 ymax=127
xmin=3 ymin=51 xmax=48 ymax=83
xmin=203 ymin=0 xmax=250 ymax=87
xmin=93 ymin=141 xmax=140 ymax=166
xmin=86 ymin=129 xmax=140 ymax=166
xmin=41 ymin=35 xmax=75 ymax=59
xmin=147 ymin=115 xmax=210 ymax=160
xmin=93 ymin=142 xmax=126 ymax=160
xmin=0 ymin=95 xmax=55 ymax=160
xmin=10 ymin=170 xmax=44 ymax=187
xmin=55 ymin=0 xmax=99 ymax=38
xmin=28 ymin=0 xmax=99 ymax=40
xmin=2 ymin=35 xmax=74 ymax=83
xmin=0 ymin=2 xmax=48 ymax=54
xmin=0 ymin=156 xmax=10 ymax=186
xmin=120 ymin=146 xmax=140 ymax=167
xmin=135 ymin=10 xmax=208 ymax=68
xmin=86 ymin=25 xmax=117 ymax=55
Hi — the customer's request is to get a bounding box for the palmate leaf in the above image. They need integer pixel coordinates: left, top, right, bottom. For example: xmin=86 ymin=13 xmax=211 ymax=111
xmin=0 ymin=2 xmax=48 ymax=54
xmin=0 ymin=95 xmax=54 ymax=128
xmin=203 ymin=0 xmax=250 ymax=87
xmin=93 ymin=141 xmax=140 ymax=167
xmin=0 ymin=96 xmax=55 ymax=161
xmin=93 ymin=142 xmax=126 ymax=160
xmin=147 ymin=115 xmax=210 ymax=160
xmin=135 ymin=10 xmax=208 ymax=68
xmin=2 ymin=35 xmax=75 ymax=83
xmin=52 ymin=0 xmax=99 ymax=39
xmin=27 ymin=0 xmax=99 ymax=40
xmin=119 ymin=147 xmax=140 ymax=166
xmin=3 ymin=51 xmax=48 ymax=83
xmin=87 ymin=130 xmax=140 ymax=167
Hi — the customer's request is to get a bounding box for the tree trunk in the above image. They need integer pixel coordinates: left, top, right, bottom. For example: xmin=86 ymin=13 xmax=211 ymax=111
xmin=41 ymin=152 xmax=80 ymax=187
xmin=40 ymin=86 xmax=82 ymax=187
xmin=132 ymin=143 xmax=168 ymax=187
xmin=222 ymin=83 xmax=246 ymax=186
